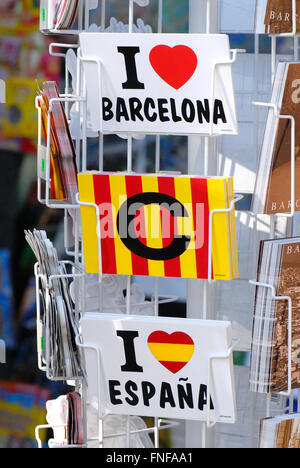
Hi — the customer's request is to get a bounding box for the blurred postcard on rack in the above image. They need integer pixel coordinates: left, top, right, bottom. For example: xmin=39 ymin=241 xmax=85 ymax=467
xmin=81 ymin=313 xmax=237 ymax=423
xmin=46 ymin=392 xmax=84 ymax=448
xmin=79 ymin=33 xmax=238 ymax=136
xmin=252 ymin=62 xmax=300 ymax=214
xmin=255 ymin=0 xmax=300 ymax=34
xmin=250 ymin=237 xmax=300 ymax=394
xmin=259 ymin=414 xmax=300 ymax=448
xmin=78 ymin=172 xmax=239 ymax=280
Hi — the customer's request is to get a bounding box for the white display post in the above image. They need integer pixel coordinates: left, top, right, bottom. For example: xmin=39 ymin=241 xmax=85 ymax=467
xmin=35 ymin=0 xmax=240 ymax=449
xmin=187 ymin=0 xmax=220 ymax=449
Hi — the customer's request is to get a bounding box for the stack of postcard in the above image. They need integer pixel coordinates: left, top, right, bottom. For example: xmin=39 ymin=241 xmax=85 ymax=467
xmin=37 ymin=81 xmax=78 ymax=204
xmin=259 ymin=414 xmax=300 ymax=448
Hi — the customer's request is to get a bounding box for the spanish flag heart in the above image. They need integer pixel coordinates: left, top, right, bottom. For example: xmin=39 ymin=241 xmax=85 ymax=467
xmin=147 ymin=331 xmax=195 ymax=374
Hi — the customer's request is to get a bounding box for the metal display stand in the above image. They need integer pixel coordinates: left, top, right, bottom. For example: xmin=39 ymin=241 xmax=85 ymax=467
xmin=34 ymin=260 xmax=85 ymax=380
xmin=34 ymin=0 xmax=244 ymax=449
xmin=249 ymin=3 xmax=300 ymax=421
xmin=0 ymin=82 xmax=5 ymax=364
xmin=249 ymin=280 xmax=293 ymax=398
xmin=249 ymin=104 xmax=296 ymax=414
xmin=0 ymin=341 xmax=5 ymax=364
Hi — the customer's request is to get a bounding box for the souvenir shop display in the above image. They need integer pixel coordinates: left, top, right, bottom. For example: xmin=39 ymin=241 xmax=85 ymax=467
xmin=21 ymin=0 xmax=300 ymax=450
xmin=26 ymin=0 xmax=242 ymax=449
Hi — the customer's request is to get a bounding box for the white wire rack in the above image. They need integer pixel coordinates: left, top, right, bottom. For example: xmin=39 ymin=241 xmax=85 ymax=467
xmin=34 ymin=0 xmax=245 ymax=450
xmin=250 ymin=4 xmax=300 ymax=423
xmin=35 ymin=92 xmax=86 ymax=210
xmin=0 ymin=340 xmax=5 ymax=364
xmin=252 ymin=103 xmax=296 ymax=219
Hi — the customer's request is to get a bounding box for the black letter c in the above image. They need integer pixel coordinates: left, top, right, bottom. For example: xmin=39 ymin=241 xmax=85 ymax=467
xmin=116 ymin=192 xmax=191 ymax=261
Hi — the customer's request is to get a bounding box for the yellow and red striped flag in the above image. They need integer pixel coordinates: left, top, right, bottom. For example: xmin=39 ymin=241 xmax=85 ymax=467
xmin=78 ymin=172 xmax=238 ymax=280
xmin=147 ymin=331 xmax=195 ymax=374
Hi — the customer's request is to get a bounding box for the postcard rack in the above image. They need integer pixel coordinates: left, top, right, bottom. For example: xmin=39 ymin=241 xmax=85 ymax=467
xmin=269 ymin=0 xmax=299 ymax=79
xmin=248 ymin=104 xmax=296 ymax=408
xmin=0 ymin=79 xmax=5 ymax=105
xmin=74 ymin=327 xmax=240 ymax=444
xmin=33 ymin=0 xmax=246 ymax=449
xmin=247 ymin=2 xmax=300 ymax=421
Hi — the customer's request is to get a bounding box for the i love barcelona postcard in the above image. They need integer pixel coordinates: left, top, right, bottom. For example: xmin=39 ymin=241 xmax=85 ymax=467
xmin=80 ymin=313 xmax=237 ymax=423
xmin=79 ymin=33 xmax=238 ymax=136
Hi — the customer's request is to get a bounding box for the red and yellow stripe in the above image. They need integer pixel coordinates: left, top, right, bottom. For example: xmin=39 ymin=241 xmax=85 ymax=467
xmin=147 ymin=331 xmax=195 ymax=374
xmin=78 ymin=172 xmax=238 ymax=280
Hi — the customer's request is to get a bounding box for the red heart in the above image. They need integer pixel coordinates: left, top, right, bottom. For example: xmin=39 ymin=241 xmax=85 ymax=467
xmin=147 ymin=331 xmax=195 ymax=374
xmin=149 ymin=45 xmax=198 ymax=90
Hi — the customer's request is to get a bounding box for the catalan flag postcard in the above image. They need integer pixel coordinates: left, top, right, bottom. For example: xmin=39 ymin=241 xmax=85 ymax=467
xmin=80 ymin=313 xmax=237 ymax=423
xmin=78 ymin=172 xmax=239 ymax=280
